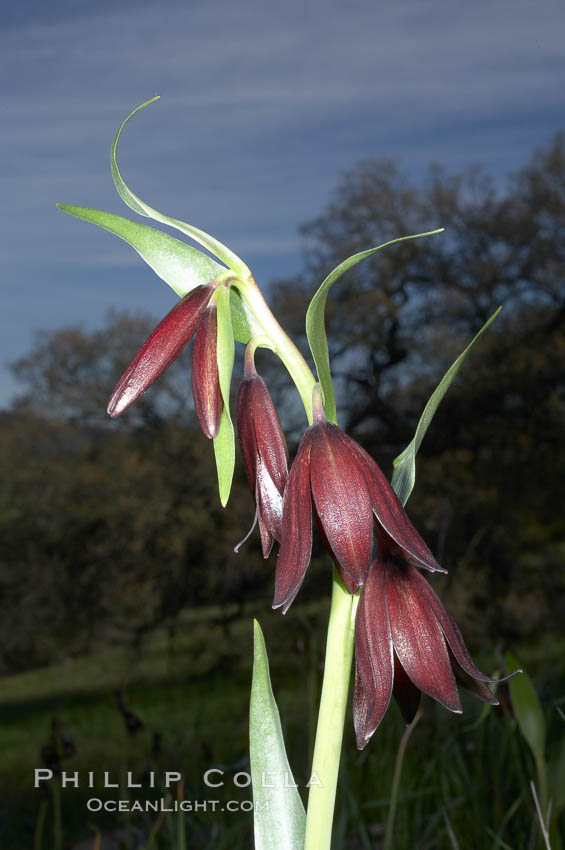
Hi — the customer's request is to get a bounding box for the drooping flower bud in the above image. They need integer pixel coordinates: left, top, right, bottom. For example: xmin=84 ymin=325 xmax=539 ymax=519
xmin=192 ymin=302 xmax=222 ymax=439
xmin=235 ymin=348 xmax=288 ymax=557
xmin=107 ymin=283 xmax=215 ymax=417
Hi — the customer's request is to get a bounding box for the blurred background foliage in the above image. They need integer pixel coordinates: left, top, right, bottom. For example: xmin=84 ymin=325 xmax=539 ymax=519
xmin=2 ymin=131 xmax=564 ymax=670
xmin=0 ymin=133 xmax=564 ymax=848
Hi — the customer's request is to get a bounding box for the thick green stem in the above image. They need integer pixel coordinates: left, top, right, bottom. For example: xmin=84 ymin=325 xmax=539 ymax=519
xmin=235 ymin=274 xmax=317 ymax=422
xmin=304 ymin=568 xmax=359 ymax=850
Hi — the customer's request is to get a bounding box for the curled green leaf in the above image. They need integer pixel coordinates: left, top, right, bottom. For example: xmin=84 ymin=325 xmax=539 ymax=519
xmin=111 ymin=97 xmax=249 ymax=276
xmin=391 ymin=307 xmax=501 ymax=505
xmin=305 ymin=230 xmax=443 ymax=424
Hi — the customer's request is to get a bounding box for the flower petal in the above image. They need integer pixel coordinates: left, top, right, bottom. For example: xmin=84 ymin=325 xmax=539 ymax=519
xmin=273 ymin=430 xmax=313 ymax=613
xmin=192 ymin=303 xmax=222 ymax=439
xmin=348 ymin=440 xmax=445 ymax=574
xmin=236 ymin=379 xmax=258 ymax=492
xmin=255 ymin=455 xmax=283 ymax=547
xmin=354 ymin=561 xmax=394 ymax=747
xmin=248 ymin=375 xmax=288 ymax=494
xmin=353 ymin=665 xmax=372 ymax=750
xmin=312 ymin=509 xmax=362 ymax=595
xmin=385 ymin=563 xmax=461 ymax=713
xmin=257 ymin=510 xmax=275 ymax=559
xmin=448 ymin=647 xmax=499 ymax=705
xmin=310 ymin=423 xmax=373 ymax=592
xmin=236 ymin=374 xmax=288 ymax=549
xmin=107 ymin=284 xmax=214 ymax=417
xmin=404 ymin=565 xmax=498 ymax=685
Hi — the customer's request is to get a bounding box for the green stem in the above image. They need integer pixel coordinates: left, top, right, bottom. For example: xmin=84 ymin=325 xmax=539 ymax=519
xmin=235 ymin=273 xmax=317 ymax=422
xmin=383 ymin=709 xmax=422 ymax=850
xmin=303 ymin=568 xmax=359 ymax=850
xmin=33 ymin=798 xmax=48 ymax=850
xmin=177 ymin=780 xmax=186 ymax=850
xmin=534 ymin=754 xmax=550 ymax=833
xmin=144 ymin=801 xmax=168 ymax=849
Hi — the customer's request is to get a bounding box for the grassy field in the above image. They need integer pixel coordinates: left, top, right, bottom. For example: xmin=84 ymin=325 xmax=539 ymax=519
xmin=0 ymin=600 xmax=563 ymax=850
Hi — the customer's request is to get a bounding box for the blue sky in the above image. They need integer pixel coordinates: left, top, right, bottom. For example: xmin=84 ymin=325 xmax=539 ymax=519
xmin=2 ymin=0 xmax=564 ymax=404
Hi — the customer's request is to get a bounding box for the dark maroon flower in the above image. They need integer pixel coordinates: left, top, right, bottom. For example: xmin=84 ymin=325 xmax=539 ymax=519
xmin=273 ymin=406 xmax=444 ymax=613
xmin=107 ymin=283 xmax=215 ymax=421
xmin=191 ymin=302 xmax=222 ymax=439
xmin=235 ymin=354 xmax=288 ymax=558
xmin=353 ymin=542 xmax=500 ymax=749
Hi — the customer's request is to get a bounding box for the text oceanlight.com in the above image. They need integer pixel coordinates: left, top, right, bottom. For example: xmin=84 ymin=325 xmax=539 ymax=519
xmin=85 ymin=798 xmax=267 ymax=813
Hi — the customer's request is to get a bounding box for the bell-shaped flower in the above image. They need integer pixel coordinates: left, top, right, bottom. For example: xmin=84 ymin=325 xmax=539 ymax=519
xmin=353 ymin=537 xmax=500 ymax=749
xmin=235 ymin=350 xmax=288 ymax=558
xmin=191 ymin=302 xmax=222 ymax=439
xmin=273 ymin=391 xmax=444 ymax=613
xmin=107 ymin=282 xmax=216 ymax=423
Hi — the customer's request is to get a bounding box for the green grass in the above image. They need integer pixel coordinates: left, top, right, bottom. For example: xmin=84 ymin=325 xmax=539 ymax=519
xmin=1 ymin=603 xmax=563 ymax=850
xmin=0 ymin=601 xmax=327 ymax=849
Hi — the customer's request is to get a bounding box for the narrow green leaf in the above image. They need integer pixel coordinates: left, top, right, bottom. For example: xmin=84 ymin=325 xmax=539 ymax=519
xmin=57 ymin=205 xmax=224 ymax=297
xmin=213 ymin=407 xmax=235 ymax=508
xmin=250 ymin=621 xmax=306 ymax=850
xmin=505 ymin=652 xmax=546 ymax=765
xmin=305 ymin=230 xmax=443 ymax=424
xmin=110 ymin=97 xmax=249 ymax=276
xmin=391 ymin=307 xmax=501 ymax=505
xmin=213 ymin=284 xmax=235 ymax=506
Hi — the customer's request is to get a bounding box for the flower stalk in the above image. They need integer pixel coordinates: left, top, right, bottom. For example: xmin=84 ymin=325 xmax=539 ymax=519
xmin=303 ymin=568 xmax=359 ymax=850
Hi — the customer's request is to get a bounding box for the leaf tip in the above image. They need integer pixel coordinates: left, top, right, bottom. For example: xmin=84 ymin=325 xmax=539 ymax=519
xmin=253 ymin=620 xmax=266 ymax=656
xmin=135 ymin=95 xmax=161 ymax=114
